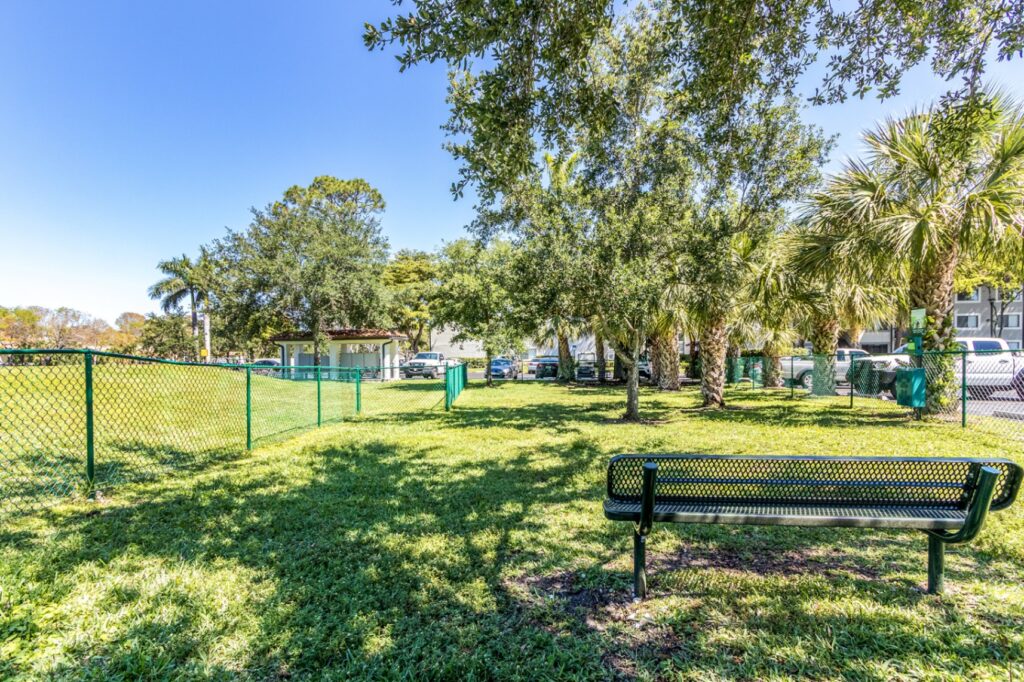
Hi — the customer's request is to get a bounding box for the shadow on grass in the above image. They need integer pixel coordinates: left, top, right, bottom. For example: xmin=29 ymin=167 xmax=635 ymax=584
xmin=16 ymin=426 xmax=1020 ymax=680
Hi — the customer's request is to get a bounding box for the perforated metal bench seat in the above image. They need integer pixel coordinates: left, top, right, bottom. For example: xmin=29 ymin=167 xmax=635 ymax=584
xmin=604 ymin=455 xmax=1022 ymax=598
xmin=603 ymin=500 xmax=969 ymax=529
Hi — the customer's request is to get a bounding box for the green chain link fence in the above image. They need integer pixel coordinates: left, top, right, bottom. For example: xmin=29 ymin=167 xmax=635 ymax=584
xmin=0 ymin=349 xmax=467 ymax=514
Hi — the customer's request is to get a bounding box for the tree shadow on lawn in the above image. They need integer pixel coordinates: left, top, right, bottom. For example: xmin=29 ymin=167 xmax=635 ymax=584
xmin=18 ymin=432 xmax=1023 ymax=679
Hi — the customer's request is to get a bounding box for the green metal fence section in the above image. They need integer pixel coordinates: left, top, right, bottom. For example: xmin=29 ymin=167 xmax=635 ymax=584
xmin=0 ymin=350 xmax=462 ymax=514
xmin=445 ymin=362 xmax=468 ymax=410
xmin=740 ymin=349 xmax=1024 ymax=442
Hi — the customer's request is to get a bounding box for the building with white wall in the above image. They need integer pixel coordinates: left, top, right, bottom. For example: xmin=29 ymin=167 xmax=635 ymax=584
xmin=270 ymin=329 xmax=405 ymax=380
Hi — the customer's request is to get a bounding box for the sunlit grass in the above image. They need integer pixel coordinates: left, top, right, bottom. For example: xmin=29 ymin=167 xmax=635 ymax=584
xmin=1 ymin=382 xmax=1022 ymax=679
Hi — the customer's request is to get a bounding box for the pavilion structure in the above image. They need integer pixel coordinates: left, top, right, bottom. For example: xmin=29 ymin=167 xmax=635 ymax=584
xmin=269 ymin=328 xmax=405 ymax=381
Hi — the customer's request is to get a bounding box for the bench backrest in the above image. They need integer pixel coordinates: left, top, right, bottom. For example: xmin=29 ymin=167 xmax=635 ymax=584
xmin=607 ymin=455 xmax=1023 ymax=510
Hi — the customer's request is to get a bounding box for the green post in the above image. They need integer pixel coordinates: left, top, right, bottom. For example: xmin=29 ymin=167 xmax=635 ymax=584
xmin=850 ymin=360 xmax=855 ymax=409
xmin=789 ymin=355 xmax=795 ymax=399
xmin=444 ymin=365 xmax=451 ymax=411
xmin=84 ymin=350 xmax=95 ymax=496
xmin=961 ymin=350 xmax=967 ymax=428
xmin=355 ymin=371 xmax=362 ymax=415
xmin=316 ymin=365 xmax=322 ymax=427
xmin=245 ymin=366 xmax=252 ymax=450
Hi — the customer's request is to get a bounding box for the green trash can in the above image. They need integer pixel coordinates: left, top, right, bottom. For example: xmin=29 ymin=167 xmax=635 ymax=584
xmin=895 ymin=367 xmax=926 ymax=408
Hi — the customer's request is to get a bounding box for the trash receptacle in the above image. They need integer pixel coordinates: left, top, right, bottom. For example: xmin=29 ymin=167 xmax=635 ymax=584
xmin=895 ymin=367 xmax=926 ymax=408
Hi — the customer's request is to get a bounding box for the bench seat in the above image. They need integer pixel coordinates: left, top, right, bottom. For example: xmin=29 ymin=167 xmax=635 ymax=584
xmin=604 ymin=455 xmax=1022 ymax=598
xmin=603 ymin=500 xmax=967 ymax=529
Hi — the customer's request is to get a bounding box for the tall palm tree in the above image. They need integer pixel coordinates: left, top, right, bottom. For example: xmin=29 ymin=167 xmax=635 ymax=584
xmin=797 ymin=91 xmax=1024 ymax=409
xmin=798 ymin=92 xmax=1024 ymax=350
xmin=148 ymin=250 xmax=215 ymax=358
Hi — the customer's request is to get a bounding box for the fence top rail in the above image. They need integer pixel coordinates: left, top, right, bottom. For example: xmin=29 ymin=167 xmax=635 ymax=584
xmin=0 ymin=349 xmax=469 ymax=372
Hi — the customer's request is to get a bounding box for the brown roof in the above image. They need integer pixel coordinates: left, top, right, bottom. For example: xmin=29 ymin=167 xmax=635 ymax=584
xmin=270 ymin=328 xmax=405 ymax=342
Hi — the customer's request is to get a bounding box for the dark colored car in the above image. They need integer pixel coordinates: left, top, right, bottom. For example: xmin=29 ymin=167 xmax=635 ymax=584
xmin=535 ymin=357 xmax=559 ymax=379
xmin=489 ymin=357 xmax=519 ymax=379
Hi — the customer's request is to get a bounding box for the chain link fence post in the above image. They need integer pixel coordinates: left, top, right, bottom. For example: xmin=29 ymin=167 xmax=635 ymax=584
xmin=84 ymin=350 xmax=95 ymax=497
xmin=355 ymin=371 xmax=362 ymax=415
xmin=316 ymin=365 xmax=322 ymax=427
xmin=790 ymin=356 xmax=795 ymax=399
xmin=245 ymin=365 xmax=252 ymax=450
xmin=961 ymin=350 xmax=967 ymax=428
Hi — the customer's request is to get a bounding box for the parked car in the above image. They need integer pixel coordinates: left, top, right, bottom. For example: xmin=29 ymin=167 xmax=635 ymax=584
xmin=576 ymin=352 xmax=597 ymax=381
xmin=781 ymin=348 xmax=871 ymax=390
xmin=251 ymin=358 xmax=281 ymax=376
xmin=864 ymin=337 xmax=1024 ymax=399
xmin=489 ymin=357 xmax=519 ymax=379
xmin=535 ymin=356 xmax=559 ymax=379
xmin=637 ymin=358 xmax=652 ymax=382
xmin=402 ymin=352 xmax=448 ymax=379
xmin=528 ymin=355 xmax=558 ymax=374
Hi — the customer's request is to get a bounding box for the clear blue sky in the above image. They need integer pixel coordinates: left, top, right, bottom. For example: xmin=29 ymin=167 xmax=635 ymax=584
xmin=1 ymin=1 xmax=1021 ymax=324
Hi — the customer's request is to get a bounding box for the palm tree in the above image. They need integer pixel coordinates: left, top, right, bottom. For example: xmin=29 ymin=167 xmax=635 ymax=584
xmin=797 ymin=92 xmax=1024 ymax=409
xmin=798 ymin=92 xmax=1024 ymax=346
xmin=148 ymin=250 xmax=214 ymax=359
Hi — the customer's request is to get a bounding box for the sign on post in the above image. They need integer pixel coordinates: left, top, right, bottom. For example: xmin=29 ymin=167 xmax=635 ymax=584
xmin=910 ymin=308 xmax=926 ymax=333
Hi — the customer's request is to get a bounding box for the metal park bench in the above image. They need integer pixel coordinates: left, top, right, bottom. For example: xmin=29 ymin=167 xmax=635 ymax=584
xmin=604 ymin=455 xmax=1022 ymax=598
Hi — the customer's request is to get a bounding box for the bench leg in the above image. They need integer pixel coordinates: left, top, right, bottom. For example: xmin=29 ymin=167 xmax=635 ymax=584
xmin=633 ymin=529 xmax=647 ymax=599
xmin=927 ymin=535 xmax=945 ymax=595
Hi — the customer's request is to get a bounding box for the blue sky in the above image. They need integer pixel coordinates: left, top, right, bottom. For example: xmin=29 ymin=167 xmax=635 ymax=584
xmin=1 ymin=1 xmax=1022 ymax=324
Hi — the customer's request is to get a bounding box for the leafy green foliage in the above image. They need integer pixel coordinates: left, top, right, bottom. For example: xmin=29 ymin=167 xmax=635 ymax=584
xmin=433 ymin=239 xmax=523 ymax=383
xmin=211 ymin=176 xmax=391 ymax=361
xmin=382 ymin=250 xmax=438 ymax=354
xmin=367 ymin=0 xmax=1022 ymax=200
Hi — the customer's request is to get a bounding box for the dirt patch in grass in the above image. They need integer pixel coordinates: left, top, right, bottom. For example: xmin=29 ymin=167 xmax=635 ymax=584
xmin=504 ymin=570 xmax=686 ymax=677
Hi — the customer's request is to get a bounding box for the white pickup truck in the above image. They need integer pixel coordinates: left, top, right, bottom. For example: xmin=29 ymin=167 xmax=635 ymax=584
xmin=781 ymin=349 xmax=871 ymax=390
xmin=401 ymin=352 xmax=451 ymax=379
xmin=860 ymin=337 xmax=1024 ymax=399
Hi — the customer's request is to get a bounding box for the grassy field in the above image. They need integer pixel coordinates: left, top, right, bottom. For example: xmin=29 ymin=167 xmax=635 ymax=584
xmin=0 ymin=361 xmax=445 ymax=512
xmin=2 ymin=382 xmax=1023 ymax=680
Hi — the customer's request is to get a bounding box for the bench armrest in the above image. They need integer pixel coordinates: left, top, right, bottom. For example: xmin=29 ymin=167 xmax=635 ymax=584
xmin=927 ymin=466 xmax=1000 ymax=544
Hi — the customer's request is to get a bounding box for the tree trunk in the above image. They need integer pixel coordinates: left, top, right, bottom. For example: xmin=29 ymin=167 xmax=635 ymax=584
xmin=910 ymin=248 xmax=960 ymax=414
xmin=847 ymin=324 xmax=864 ymax=349
xmin=761 ymin=344 xmax=784 ymax=388
xmin=203 ymin=311 xmax=212 ymax=363
xmin=699 ymin=316 xmax=728 ymax=408
xmin=625 ymin=356 xmax=640 ymax=421
xmin=557 ymin=333 xmax=573 ymax=382
xmin=655 ymin=328 xmax=680 ymax=390
xmin=485 ymin=349 xmax=493 ymax=387
xmin=649 ymin=335 xmax=663 ymax=387
xmin=809 ymin=315 xmax=840 ymax=396
xmin=190 ymin=290 xmax=199 ymax=361
xmin=595 ymin=327 xmax=606 ymax=384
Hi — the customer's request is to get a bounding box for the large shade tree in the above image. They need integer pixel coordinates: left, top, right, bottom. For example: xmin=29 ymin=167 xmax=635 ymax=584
xmin=212 ymin=176 xmax=391 ymax=364
xmin=433 ymin=239 xmax=523 ymax=386
xmin=367 ymin=0 xmax=1021 ymax=202
xmin=383 ymin=250 xmax=439 ymax=354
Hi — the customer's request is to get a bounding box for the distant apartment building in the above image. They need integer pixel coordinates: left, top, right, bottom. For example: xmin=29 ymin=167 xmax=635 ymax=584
xmin=859 ymin=285 xmax=1023 ymax=353
xmin=950 ymin=285 xmax=1023 ymax=349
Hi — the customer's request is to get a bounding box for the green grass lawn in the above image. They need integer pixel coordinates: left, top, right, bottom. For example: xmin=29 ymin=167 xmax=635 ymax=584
xmin=0 ymin=362 xmax=445 ymax=512
xmin=2 ymin=382 xmax=1023 ymax=680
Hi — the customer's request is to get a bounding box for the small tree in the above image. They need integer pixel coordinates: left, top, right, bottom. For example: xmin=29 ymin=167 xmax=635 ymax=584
xmin=383 ymin=250 xmax=438 ymax=354
xmin=433 ymin=239 xmax=522 ymax=386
